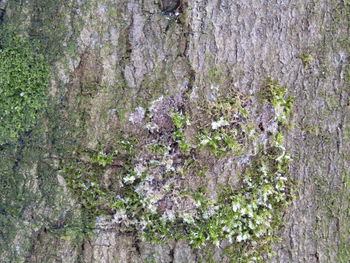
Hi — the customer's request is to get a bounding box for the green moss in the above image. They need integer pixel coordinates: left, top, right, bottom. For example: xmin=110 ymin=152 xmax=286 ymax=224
xmin=0 ymin=29 xmax=50 ymax=145
xmin=261 ymin=78 xmax=294 ymax=125
xmin=144 ymin=257 xmax=157 ymax=263
xmin=90 ymin=151 xmax=114 ymax=167
xmin=171 ymin=112 xmax=191 ymax=154
xmin=198 ymin=128 xmax=242 ymax=158
xmin=299 ymin=53 xmax=312 ymax=69
xmin=63 ymin=80 xmax=294 ymax=262
xmin=64 ymin=137 xmax=138 ymax=213
xmin=147 ymin=143 xmax=171 ymax=155
xmin=207 ymin=66 xmax=224 ymax=85
xmin=196 ymin=98 xmax=249 ymax=158
xmin=140 ymin=142 xmax=294 ymax=261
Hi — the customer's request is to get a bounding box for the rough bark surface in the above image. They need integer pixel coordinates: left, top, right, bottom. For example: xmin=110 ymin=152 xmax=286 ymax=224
xmin=0 ymin=0 xmax=349 ymax=262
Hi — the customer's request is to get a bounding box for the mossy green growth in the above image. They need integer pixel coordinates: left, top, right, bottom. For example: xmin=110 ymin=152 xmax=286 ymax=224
xmin=63 ymin=138 xmax=139 ymax=216
xmin=90 ymin=151 xmax=114 ymax=167
xmin=64 ymin=142 xmax=293 ymax=262
xmin=197 ymin=98 xmax=247 ymax=158
xmin=0 ymin=29 xmax=50 ymax=145
xmin=171 ymin=112 xmax=191 ymax=154
xmin=207 ymin=66 xmax=225 ymax=84
xmin=198 ymin=128 xmax=242 ymax=158
xmin=299 ymin=53 xmax=312 ymax=69
xmin=262 ymin=78 xmax=293 ymax=125
xmin=63 ymin=83 xmax=294 ymax=262
xmin=142 ymin=139 xmax=294 ymax=262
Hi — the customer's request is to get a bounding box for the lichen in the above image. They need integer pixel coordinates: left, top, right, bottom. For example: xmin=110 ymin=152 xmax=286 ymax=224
xmin=63 ymin=79 xmax=295 ymax=262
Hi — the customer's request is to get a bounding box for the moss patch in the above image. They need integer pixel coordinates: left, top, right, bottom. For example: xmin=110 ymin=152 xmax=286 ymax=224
xmin=0 ymin=28 xmax=50 ymax=145
xmin=62 ymin=78 xmax=295 ymax=262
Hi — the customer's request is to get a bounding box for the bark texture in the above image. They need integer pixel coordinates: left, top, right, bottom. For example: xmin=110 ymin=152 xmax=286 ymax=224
xmin=0 ymin=0 xmax=349 ymax=262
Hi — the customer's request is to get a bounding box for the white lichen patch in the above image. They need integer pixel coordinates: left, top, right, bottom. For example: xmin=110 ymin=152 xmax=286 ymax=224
xmin=123 ymin=174 xmax=136 ymax=184
xmin=128 ymin=106 xmax=146 ymax=125
xmin=211 ymin=117 xmax=229 ymax=130
xmin=145 ymin=122 xmax=160 ymax=132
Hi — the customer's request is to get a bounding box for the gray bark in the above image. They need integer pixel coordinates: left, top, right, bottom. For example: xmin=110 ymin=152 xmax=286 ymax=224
xmin=0 ymin=0 xmax=349 ymax=262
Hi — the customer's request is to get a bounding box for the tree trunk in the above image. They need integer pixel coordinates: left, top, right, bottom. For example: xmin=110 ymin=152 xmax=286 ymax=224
xmin=0 ymin=0 xmax=349 ymax=262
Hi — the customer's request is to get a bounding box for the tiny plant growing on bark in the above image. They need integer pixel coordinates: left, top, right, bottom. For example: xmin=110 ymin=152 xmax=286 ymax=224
xmin=63 ymin=80 xmax=295 ymax=263
xmin=0 ymin=30 xmax=49 ymax=145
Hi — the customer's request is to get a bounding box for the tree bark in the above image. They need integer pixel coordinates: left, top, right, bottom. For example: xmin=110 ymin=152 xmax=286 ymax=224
xmin=0 ymin=0 xmax=349 ymax=262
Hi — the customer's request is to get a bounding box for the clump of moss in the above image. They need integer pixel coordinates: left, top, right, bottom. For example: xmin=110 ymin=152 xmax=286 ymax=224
xmin=64 ymin=138 xmax=139 ymax=217
xmin=63 ymin=82 xmax=295 ymax=263
xmin=0 ymin=29 xmax=50 ymax=145
xmin=261 ymin=78 xmax=293 ymax=125
xmin=197 ymin=97 xmax=249 ymax=158
xmin=299 ymin=53 xmax=312 ymax=69
xmin=171 ymin=112 xmax=191 ymax=154
xmin=141 ymin=136 xmax=294 ymax=262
